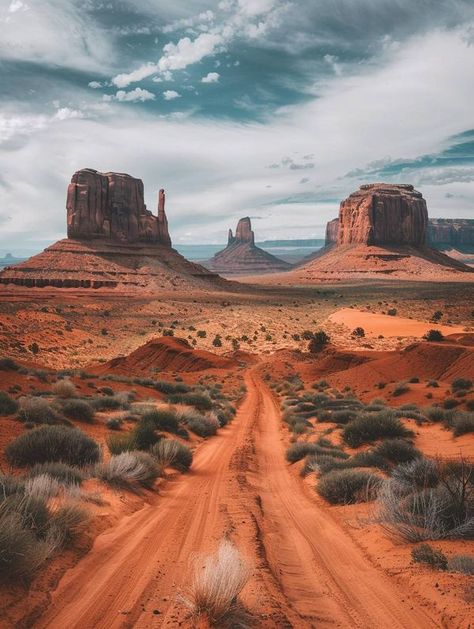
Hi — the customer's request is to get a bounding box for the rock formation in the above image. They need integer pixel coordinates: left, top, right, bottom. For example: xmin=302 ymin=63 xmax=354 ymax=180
xmin=338 ymin=183 xmax=428 ymax=246
xmin=0 ymin=169 xmax=230 ymax=290
xmin=67 ymin=168 xmax=171 ymax=246
xmin=325 ymin=218 xmax=339 ymax=246
xmin=204 ymin=217 xmax=291 ymax=275
xmin=428 ymin=219 xmax=474 ymax=248
xmin=290 ymin=183 xmax=473 ymax=280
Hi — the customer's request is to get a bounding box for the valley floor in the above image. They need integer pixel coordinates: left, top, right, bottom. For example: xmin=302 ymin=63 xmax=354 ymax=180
xmin=36 ymin=369 xmax=448 ymax=629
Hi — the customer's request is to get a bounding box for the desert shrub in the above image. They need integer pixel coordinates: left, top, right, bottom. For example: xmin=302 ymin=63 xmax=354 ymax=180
xmin=5 ymin=425 xmax=101 ymax=467
xmin=17 ymin=397 xmax=61 ymax=425
xmin=0 ymin=357 xmax=19 ymax=371
xmin=181 ymin=540 xmax=251 ymax=626
xmin=424 ymin=406 xmax=452 ymax=423
xmin=106 ymin=432 xmax=136 ymax=455
xmin=451 ymin=413 xmax=474 ymax=436
xmin=151 ymin=439 xmax=193 ymax=472
xmin=331 ymin=410 xmax=359 ymax=424
xmin=409 ymin=377 xmax=420 ymax=384
xmin=99 ymin=386 xmax=114 ymax=396
xmin=91 ymin=396 xmax=123 ymax=411
xmin=424 ymin=329 xmax=444 ymax=342
xmin=0 ymin=505 xmax=54 ymax=580
xmin=106 ymin=417 xmax=123 ymax=430
xmin=132 ymin=419 xmax=161 ymax=450
xmin=154 ymin=380 xmax=190 ymax=395
xmin=167 ymin=392 xmax=213 ymax=411
xmin=29 ymin=462 xmax=84 ymax=486
xmin=62 ymin=399 xmax=94 ymax=423
xmin=52 ymin=379 xmax=77 ymax=399
xmin=378 ymin=458 xmax=474 ymax=541
xmin=342 ymin=411 xmax=413 ymax=447
xmin=427 ymin=380 xmax=439 ymax=388
xmin=317 ymin=469 xmax=381 ymax=504
xmin=97 ymin=451 xmax=160 ymax=490
xmin=448 ymin=555 xmax=474 ymax=575
xmin=373 ymin=439 xmax=422 ymax=464
xmin=187 ymin=414 xmax=219 ymax=438
xmin=390 ymin=458 xmax=440 ymax=489
xmin=301 ymin=454 xmax=349 ymax=476
xmin=352 ymin=327 xmax=365 ymax=338
xmin=387 ymin=308 xmax=397 ymax=316
xmin=286 ymin=442 xmax=322 ymax=463
xmin=467 ymin=400 xmax=474 ymax=411
xmin=443 ymin=398 xmax=460 ymax=410
xmin=0 ymin=392 xmax=18 ymax=416
xmin=392 ymin=382 xmax=410 ymax=397
xmin=49 ymin=502 xmax=88 ymax=543
xmin=308 ymin=330 xmax=330 ymax=353
xmin=452 ymin=378 xmax=472 ymax=392
xmin=411 ymin=544 xmax=447 ymax=570
xmin=142 ymin=408 xmax=179 ymax=433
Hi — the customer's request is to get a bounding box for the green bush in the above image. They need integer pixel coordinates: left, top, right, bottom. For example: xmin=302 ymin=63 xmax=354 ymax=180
xmin=452 ymin=378 xmax=472 ymax=391
xmin=342 ymin=412 xmax=413 ymax=447
xmin=106 ymin=432 xmax=135 ymax=455
xmin=0 ymin=392 xmax=18 ymax=416
xmin=106 ymin=417 xmax=123 ymax=430
xmin=186 ymin=414 xmax=219 ymax=437
xmin=17 ymin=397 xmax=61 ymax=425
xmin=132 ymin=419 xmax=161 ymax=450
xmin=448 ymin=555 xmax=474 ymax=575
xmin=424 ymin=329 xmax=444 ymax=342
xmin=62 ymin=399 xmax=95 ymax=423
xmin=92 ymin=396 xmax=123 ymax=411
xmin=317 ymin=469 xmax=381 ymax=504
xmin=167 ymin=392 xmax=213 ymax=411
xmin=411 ymin=544 xmax=447 ymax=570
xmin=151 ymin=439 xmax=193 ymax=472
xmin=6 ymin=425 xmax=101 ymax=467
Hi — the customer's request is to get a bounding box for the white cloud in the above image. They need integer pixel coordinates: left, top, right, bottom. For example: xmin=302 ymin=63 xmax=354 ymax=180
xmin=163 ymin=90 xmax=181 ymax=100
xmin=53 ymin=107 xmax=84 ymax=121
xmin=88 ymin=81 xmax=102 ymax=89
xmin=112 ymin=62 xmax=159 ymax=89
xmin=115 ymin=88 xmax=155 ymax=102
xmin=8 ymin=0 xmax=28 ymax=13
xmin=201 ymin=72 xmax=220 ymax=83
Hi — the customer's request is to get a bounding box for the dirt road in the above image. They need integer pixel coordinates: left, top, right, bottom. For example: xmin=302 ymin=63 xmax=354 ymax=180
xmin=37 ymin=370 xmax=440 ymax=628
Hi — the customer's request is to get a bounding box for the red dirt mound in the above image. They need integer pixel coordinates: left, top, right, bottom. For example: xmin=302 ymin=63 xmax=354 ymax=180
xmin=92 ymin=336 xmax=237 ymax=375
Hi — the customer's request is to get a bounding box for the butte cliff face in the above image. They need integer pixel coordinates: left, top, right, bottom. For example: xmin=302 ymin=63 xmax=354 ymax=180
xmin=428 ymin=219 xmax=474 ymax=248
xmin=205 ymin=217 xmax=290 ymax=275
xmin=292 ymin=183 xmax=472 ymax=279
xmin=67 ymin=169 xmax=171 ymax=246
xmin=337 ymin=183 xmax=428 ymax=246
xmin=0 ymin=169 xmax=228 ymax=290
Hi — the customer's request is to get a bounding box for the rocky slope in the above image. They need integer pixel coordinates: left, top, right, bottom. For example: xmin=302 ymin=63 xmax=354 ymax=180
xmin=0 ymin=169 xmax=227 ymax=291
xmin=204 ymin=217 xmax=291 ymax=275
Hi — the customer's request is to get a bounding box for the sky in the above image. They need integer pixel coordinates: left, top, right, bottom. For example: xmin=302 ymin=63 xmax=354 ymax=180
xmin=1 ymin=0 xmax=474 ymax=253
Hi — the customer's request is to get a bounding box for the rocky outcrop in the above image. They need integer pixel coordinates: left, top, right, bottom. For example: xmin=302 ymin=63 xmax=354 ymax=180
xmin=204 ymin=217 xmax=290 ymax=275
xmin=325 ymin=218 xmax=339 ymax=246
xmin=338 ymin=184 xmax=428 ymax=246
xmin=67 ymin=168 xmax=171 ymax=246
xmin=428 ymin=219 xmax=474 ymax=248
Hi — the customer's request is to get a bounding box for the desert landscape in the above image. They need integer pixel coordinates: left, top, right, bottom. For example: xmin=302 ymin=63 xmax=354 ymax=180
xmin=0 ymin=168 xmax=473 ymax=629
xmin=2 ymin=3 xmax=474 ymax=627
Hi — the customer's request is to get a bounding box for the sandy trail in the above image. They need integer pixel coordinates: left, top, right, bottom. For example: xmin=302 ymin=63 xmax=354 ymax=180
xmin=37 ymin=370 xmax=440 ymax=628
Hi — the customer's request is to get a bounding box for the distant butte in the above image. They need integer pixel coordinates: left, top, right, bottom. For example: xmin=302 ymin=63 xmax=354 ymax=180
xmin=204 ymin=217 xmax=291 ymax=275
xmin=0 ymin=169 xmax=225 ymax=290
xmin=288 ymin=183 xmax=473 ymax=280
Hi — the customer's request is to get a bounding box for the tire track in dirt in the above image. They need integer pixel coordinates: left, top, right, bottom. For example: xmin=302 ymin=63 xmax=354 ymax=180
xmin=36 ymin=368 xmax=442 ymax=628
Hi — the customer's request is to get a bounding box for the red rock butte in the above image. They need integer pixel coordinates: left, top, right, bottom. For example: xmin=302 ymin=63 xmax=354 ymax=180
xmin=0 ymin=169 xmax=225 ymax=290
xmin=204 ymin=217 xmax=291 ymax=275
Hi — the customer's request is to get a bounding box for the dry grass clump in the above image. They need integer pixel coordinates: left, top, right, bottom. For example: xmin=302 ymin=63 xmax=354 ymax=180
xmin=96 ymin=451 xmax=160 ymax=490
xmin=317 ymin=469 xmax=382 ymax=504
xmin=378 ymin=457 xmax=473 ymax=541
xmin=151 ymin=439 xmax=193 ymax=472
xmin=52 ymin=379 xmax=77 ymax=398
xmin=181 ymin=540 xmax=252 ymax=627
xmin=342 ymin=411 xmax=413 ymax=447
xmin=17 ymin=396 xmax=61 ymax=425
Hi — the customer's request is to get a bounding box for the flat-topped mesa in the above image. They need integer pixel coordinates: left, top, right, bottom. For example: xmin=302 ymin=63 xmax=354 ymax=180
xmin=428 ymin=218 xmax=474 ymax=247
xmin=338 ymin=183 xmax=428 ymax=246
xmin=66 ymin=168 xmax=171 ymax=246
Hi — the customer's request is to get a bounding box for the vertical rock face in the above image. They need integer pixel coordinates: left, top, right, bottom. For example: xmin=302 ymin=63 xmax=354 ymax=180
xmin=428 ymin=219 xmax=474 ymax=247
xmin=338 ymin=183 xmax=428 ymax=246
xmin=67 ymin=168 xmax=171 ymax=246
xmin=325 ymin=218 xmax=339 ymax=246
xmin=234 ymin=217 xmax=255 ymax=245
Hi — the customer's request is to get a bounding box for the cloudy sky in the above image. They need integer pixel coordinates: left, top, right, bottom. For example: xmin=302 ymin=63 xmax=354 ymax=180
xmin=1 ymin=0 xmax=474 ymax=253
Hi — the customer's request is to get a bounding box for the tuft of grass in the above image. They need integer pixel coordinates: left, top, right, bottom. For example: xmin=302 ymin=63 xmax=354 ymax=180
xmin=411 ymin=544 xmax=447 ymax=570
xmin=373 ymin=439 xmax=422 ymax=465
xmin=62 ymin=399 xmax=95 ymax=423
xmin=52 ymin=379 xmax=77 ymax=399
xmin=6 ymin=425 xmax=101 ymax=467
xmin=451 ymin=413 xmax=474 ymax=437
xmin=448 ymin=555 xmax=474 ymax=575
xmin=342 ymin=411 xmax=413 ymax=448
xmin=141 ymin=408 xmax=179 ymax=433
xmin=151 ymin=439 xmax=193 ymax=472
xmin=28 ymin=462 xmax=85 ymax=486
xmin=0 ymin=392 xmax=18 ymax=416
xmin=317 ymin=469 xmax=381 ymax=504
xmin=17 ymin=396 xmax=61 ymax=425
xmin=181 ymin=540 xmax=252 ymax=627
xmin=97 ymin=451 xmax=160 ymax=490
